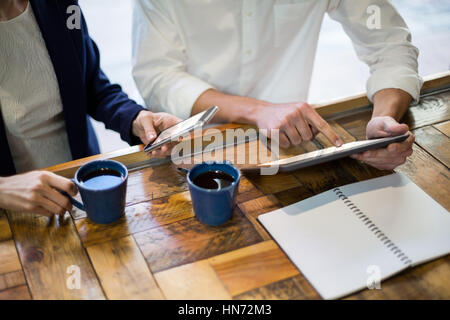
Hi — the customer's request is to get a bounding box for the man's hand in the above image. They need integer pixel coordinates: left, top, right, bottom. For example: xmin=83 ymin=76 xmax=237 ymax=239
xmin=191 ymin=89 xmax=342 ymax=148
xmin=0 ymin=171 xmax=77 ymax=217
xmin=351 ymin=116 xmax=414 ymax=170
xmin=132 ymin=110 xmax=182 ymax=157
xmin=253 ymin=102 xmax=343 ymax=148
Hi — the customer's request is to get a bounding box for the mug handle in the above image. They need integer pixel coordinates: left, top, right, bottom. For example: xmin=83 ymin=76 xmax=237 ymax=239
xmin=59 ymin=179 xmax=85 ymax=211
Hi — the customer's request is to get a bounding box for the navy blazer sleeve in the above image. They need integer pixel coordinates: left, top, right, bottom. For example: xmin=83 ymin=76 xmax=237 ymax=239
xmin=80 ymin=10 xmax=145 ymax=145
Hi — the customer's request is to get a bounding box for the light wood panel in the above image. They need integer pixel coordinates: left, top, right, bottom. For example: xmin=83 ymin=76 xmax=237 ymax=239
xmin=433 ymin=120 xmax=450 ymax=137
xmin=0 ymin=211 xmax=12 ymax=242
xmin=87 ymin=236 xmax=164 ymax=300
xmin=413 ymin=125 xmax=450 ymax=168
xmin=395 ymin=144 xmax=450 ymax=211
xmin=154 ymin=260 xmax=231 ymax=300
xmin=0 ymin=240 xmax=26 ymax=292
xmin=8 ymin=212 xmax=105 ymax=299
xmin=0 ymin=285 xmax=31 ymax=300
xmin=210 ymin=240 xmax=299 ymax=297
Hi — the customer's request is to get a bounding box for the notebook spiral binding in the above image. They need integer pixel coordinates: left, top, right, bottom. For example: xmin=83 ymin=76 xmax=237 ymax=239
xmin=333 ymin=187 xmax=412 ymax=265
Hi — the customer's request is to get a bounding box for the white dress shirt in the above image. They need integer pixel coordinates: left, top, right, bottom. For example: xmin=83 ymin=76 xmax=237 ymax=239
xmin=132 ymin=0 xmax=422 ymax=119
xmin=0 ymin=3 xmax=72 ymax=172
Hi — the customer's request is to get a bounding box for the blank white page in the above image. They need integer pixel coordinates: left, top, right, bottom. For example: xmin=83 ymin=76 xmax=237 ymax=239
xmin=258 ymin=189 xmax=407 ymax=300
xmin=340 ymin=173 xmax=450 ymax=266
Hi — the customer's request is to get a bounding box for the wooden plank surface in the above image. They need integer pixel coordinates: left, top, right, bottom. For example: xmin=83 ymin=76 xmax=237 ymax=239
xmin=403 ymin=91 xmax=450 ymax=130
xmin=0 ymin=240 xmax=26 ymax=292
xmin=0 ymin=211 xmax=12 ymax=242
xmin=86 ymin=236 xmax=164 ymax=300
xmin=238 ymin=195 xmax=282 ymax=241
xmin=75 ymin=191 xmax=194 ymax=247
xmin=0 ymin=285 xmax=31 ymax=300
xmin=433 ymin=120 xmax=450 ymax=137
xmin=154 ymin=260 xmax=231 ymax=300
xmin=134 ymin=208 xmax=263 ymax=274
xmin=1 ymin=73 xmax=448 ymax=300
xmin=209 ymin=240 xmax=299 ymax=297
xmin=413 ymin=125 xmax=450 ymax=168
xmin=395 ymin=144 xmax=450 ymax=211
xmin=7 ymin=212 xmax=105 ymax=299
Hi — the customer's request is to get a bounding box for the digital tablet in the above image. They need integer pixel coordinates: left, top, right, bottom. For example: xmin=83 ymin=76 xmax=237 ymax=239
xmin=144 ymin=106 xmax=219 ymax=152
xmin=253 ymin=133 xmax=410 ymax=173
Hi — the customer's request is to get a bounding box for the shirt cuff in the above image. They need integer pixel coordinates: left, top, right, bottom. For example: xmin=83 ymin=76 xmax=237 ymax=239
xmin=166 ymin=77 xmax=215 ymax=119
xmin=366 ymin=68 xmax=423 ymax=105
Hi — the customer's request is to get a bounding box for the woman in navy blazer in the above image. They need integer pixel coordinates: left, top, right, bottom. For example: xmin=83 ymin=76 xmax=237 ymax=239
xmin=0 ymin=0 xmax=180 ymax=217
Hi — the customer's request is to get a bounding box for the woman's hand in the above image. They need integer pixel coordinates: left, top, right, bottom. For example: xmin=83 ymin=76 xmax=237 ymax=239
xmin=0 ymin=171 xmax=77 ymax=217
xmin=132 ymin=110 xmax=182 ymax=157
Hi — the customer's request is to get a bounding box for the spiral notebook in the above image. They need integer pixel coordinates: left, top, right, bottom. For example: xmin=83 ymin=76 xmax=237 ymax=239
xmin=258 ymin=173 xmax=450 ymax=299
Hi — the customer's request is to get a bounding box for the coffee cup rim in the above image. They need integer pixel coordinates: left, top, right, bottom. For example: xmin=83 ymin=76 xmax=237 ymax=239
xmin=187 ymin=161 xmax=241 ymax=193
xmin=74 ymin=159 xmax=128 ymax=191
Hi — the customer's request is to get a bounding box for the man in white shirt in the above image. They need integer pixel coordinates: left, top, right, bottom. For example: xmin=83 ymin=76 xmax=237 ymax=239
xmin=132 ymin=0 xmax=421 ymax=170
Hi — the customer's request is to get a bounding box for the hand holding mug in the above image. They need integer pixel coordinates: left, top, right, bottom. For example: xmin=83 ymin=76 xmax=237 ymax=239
xmin=0 ymin=171 xmax=77 ymax=217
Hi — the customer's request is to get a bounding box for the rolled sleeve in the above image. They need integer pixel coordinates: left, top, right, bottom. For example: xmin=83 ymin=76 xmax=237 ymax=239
xmin=367 ymin=65 xmax=423 ymax=104
xmin=164 ymin=76 xmax=214 ymax=119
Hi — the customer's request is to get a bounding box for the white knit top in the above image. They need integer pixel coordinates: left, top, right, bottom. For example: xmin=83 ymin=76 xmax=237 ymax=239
xmin=0 ymin=2 xmax=72 ymax=173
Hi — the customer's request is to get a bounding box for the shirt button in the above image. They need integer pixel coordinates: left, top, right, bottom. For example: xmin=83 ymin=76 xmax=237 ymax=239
xmin=247 ymin=12 xmax=253 ymax=17
xmin=246 ymin=49 xmax=252 ymax=55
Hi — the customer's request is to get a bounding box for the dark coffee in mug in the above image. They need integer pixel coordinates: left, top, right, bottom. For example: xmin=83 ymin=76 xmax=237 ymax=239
xmin=192 ymin=170 xmax=235 ymax=190
xmin=80 ymin=168 xmax=124 ymax=189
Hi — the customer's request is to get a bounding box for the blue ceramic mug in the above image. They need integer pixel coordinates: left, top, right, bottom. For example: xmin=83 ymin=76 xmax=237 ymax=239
xmin=186 ymin=161 xmax=241 ymax=226
xmin=63 ymin=160 xmax=128 ymax=224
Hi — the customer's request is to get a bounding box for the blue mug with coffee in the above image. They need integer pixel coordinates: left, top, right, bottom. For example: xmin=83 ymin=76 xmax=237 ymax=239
xmin=64 ymin=159 xmax=128 ymax=224
xmin=186 ymin=161 xmax=241 ymax=226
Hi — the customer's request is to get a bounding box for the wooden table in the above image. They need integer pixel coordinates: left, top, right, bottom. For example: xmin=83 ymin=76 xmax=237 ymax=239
xmin=1 ymin=72 xmax=449 ymax=300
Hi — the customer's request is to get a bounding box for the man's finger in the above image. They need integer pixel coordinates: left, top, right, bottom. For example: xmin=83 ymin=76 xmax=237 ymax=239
xmin=278 ymin=132 xmax=291 ymax=148
xmin=291 ymin=112 xmax=313 ymax=141
xmin=383 ymin=118 xmax=409 ymax=135
xmin=281 ymin=123 xmax=302 ymax=146
xmin=303 ymin=108 xmax=342 ymax=146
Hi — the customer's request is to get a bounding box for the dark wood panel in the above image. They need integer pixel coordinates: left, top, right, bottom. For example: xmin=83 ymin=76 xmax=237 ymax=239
xmin=273 ymin=186 xmax=314 ymax=207
xmin=234 ymin=277 xmax=307 ymax=300
xmin=134 ymin=208 xmax=263 ymax=273
xmin=76 ymin=191 xmax=194 ymax=247
xmin=238 ymin=195 xmax=282 ymax=241
xmin=246 ymin=172 xmax=301 ymax=194
xmin=234 ymin=274 xmax=320 ymax=300
xmin=292 ymin=161 xmax=358 ymax=194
